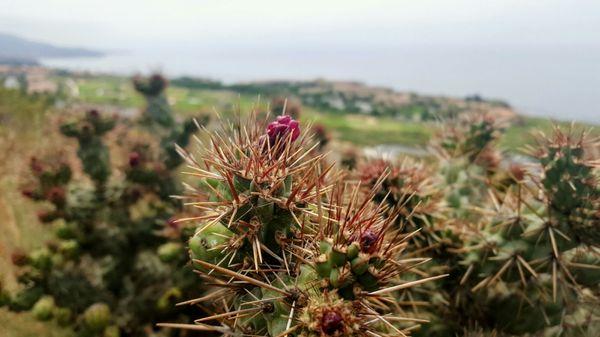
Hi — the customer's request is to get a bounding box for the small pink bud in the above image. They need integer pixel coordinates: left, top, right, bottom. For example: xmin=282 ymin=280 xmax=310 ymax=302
xmin=360 ymin=229 xmax=379 ymax=253
xmin=88 ymin=109 xmax=99 ymax=118
xmin=321 ymin=310 xmax=344 ymax=335
xmin=30 ymin=157 xmax=44 ymax=174
xmin=167 ymin=217 xmax=179 ymax=229
xmin=37 ymin=210 xmax=54 ymax=223
xmin=21 ymin=189 xmax=35 ymax=198
xmin=46 ymin=186 xmax=66 ymax=205
xmin=129 ymin=152 xmax=141 ymax=167
xmin=266 ymin=115 xmax=300 ymax=145
xmin=11 ymin=249 xmax=28 ymax=266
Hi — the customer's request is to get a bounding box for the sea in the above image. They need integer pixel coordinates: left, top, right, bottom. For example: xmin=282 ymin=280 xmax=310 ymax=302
xmin=41 ymin=45 xmax=600 ymax=124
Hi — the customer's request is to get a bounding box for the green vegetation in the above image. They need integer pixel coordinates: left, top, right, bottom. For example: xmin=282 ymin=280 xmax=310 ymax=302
xmin=302 ymin=110 xmax=431 ymax=146
xmin=0 ymin=78 xmax=204 ymax=337
xmin=0 ymin=71 xmax=597 ymax=337
xmin=72 ymin=75 xmax=596 ymax=151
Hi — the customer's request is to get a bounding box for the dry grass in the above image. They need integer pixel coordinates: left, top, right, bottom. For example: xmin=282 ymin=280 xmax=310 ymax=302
xmin=0 ymin=89 xmax=74 ymax=336
xmin=0 ymin=309 xmax=74 ymax=337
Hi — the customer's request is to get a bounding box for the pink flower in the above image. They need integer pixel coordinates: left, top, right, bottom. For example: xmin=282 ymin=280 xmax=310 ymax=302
xmin=266 ymin=115 xmax=300 ymax=145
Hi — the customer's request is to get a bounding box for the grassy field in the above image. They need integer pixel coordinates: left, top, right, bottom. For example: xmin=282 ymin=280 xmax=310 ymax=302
xmin=71 ymin=75 xmax=597 ymax=151
xmin=0 ymin=309 xmax=74 ymax=337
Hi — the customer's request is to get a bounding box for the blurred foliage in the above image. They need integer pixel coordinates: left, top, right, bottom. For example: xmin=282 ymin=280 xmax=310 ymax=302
xmin=0 ymin=76 xmax=207 ymax=337
xmin=0 ymin=71 xmax=598 ymax=337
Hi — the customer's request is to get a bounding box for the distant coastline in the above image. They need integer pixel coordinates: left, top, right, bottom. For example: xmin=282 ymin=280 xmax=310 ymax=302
xmin=0 ymin=37 xmax=593 ymax=123
xmin=36 ymin=44 xmax=600 ymax=124
xmin=0 ymin=32 xmax=103 ymax=66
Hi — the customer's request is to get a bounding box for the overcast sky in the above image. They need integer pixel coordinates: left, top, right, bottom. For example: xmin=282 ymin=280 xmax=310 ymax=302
xmin=1 ymin=0 xmax=599 ymax=50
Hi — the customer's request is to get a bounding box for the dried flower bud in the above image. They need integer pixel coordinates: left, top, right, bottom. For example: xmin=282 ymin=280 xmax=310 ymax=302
xmin=21 ymin=189 xmax=35 ymax=199
xmin=37 ymin=210 xmax=55 ymax=223
xmin=509 ymin=163 xmax=526 ymax=181
xmin=321 ymin=310 xmax=344 ymax=335
xmin=88 ymin=109 xmax=99 ymax=118
xmin=46 ymin=186 xmax=66 ymax=205
xmin=359 ymin=229 xmax=379 ymax=253
xmin=11 ymin=249 xmax=29 ymax=266
xmin=128 ymin=152 xmax=141 ymax=167
xmin=30 ymin=156 xmax=44 ymax=174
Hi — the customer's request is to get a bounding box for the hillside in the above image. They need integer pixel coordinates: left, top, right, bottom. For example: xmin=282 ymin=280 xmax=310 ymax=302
xmin=0 ymin=33 xmax=103 ymax=62
xmin=172 ymin=77 xmax=517 ymax=121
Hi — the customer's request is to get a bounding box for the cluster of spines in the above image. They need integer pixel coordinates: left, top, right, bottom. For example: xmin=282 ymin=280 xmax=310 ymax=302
xmin=163 ymin=113 xmax=445 ymax=336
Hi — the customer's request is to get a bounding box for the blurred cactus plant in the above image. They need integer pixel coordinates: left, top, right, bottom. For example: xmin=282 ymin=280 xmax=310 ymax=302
xmin=271 ymin=97 xmax=302 ymax=119
xmin=409 ymin=125 xmax=600 ymax=336
xmin=60 ymin=109 xmax=115 ymax=188
xmin=3 ymin=74 xmax=208 ymax=337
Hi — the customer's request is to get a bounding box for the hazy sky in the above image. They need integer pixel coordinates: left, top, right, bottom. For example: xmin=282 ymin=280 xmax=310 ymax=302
xmin=1 ymin=0 xmax=599 ymax=50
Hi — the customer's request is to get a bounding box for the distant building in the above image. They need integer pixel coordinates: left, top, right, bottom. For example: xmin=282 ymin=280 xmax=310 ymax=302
xmin=0 ymin=65 xmax=58 ymax=94
xmin=3 ymin=76 xmax=19 ymax=89
xmin=355 ymin=101 xmax=373 ymax=114
xmin=26 ymin=77 xmax=58 ymax=94
xmin=25 ymin=68 xmax=57 ymax=94
xmin=64 ymin=78 xmax=79 ymax=97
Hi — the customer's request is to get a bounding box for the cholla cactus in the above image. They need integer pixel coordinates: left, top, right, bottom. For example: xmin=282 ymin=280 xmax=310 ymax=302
xmin=182 ymin=112 xmax=320 ymax=272
xmin=133 ymin=73 xmax=204 ymax=169
xmin=436 ymin=113 xmax=505 ymax=164
xmin=532 ymin=127 xmax=600 ymax=246
xmin=4 ymin=77 xmax=208 ymax=337
xmin=20 ymin=154 xmax=72 ymax=223
xmin=428 ymin=126 xmax=600 ymax=336
xmin=311 ymin=123 xmax=331 ymax=151
xmin=434 ymin=113 xmax=509 ymax=219
xmin=161 ymin=113 xmax=446 ymax=336
xmin=133 ymin=74 xmax=173 ymax=128
xmin=358 ymin=158 xmax=448 ymax=260
xmin=359 ymin=158 xmax=441 ymax=225
xmin=60 ymin=109 xmax=116 ymax=187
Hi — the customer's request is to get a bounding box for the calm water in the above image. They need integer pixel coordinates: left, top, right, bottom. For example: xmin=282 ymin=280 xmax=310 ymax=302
xmin=42 ymin=45 xmax=600 ymax=123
